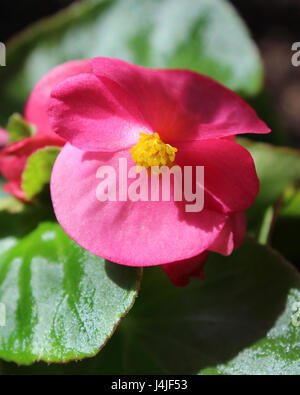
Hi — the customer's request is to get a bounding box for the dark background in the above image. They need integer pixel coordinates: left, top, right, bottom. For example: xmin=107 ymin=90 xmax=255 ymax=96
xmin=0 ymin=0 xmax=299 ymax=146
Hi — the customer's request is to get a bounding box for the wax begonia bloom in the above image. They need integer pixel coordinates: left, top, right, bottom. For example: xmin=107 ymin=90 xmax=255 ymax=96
xmin=0 ymin=136 xmax=64 ymax=200
xmin=162 ymin=252 xmax=208 ymax=287
xmin=25 ymin=59 xmax=92 ymax=141
xmin=0 ymin=127 xmax=8 ymax=147
xmin=49 ymin=57 xmax=270 ymax=286
xmin=0 ymin=60 xmax=91 ymax=201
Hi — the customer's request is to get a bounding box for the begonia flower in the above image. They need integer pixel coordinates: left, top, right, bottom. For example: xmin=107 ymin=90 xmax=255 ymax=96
xmin=48 ymin=57 xmax=270 ymax=286
xmin=0 ymin=60 xmax=91 ymax=201
xmin=0 ymin=127 xmax=8 ymax=148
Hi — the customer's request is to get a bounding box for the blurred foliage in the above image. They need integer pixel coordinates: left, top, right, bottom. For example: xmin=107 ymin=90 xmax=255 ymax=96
xmin=6 ymin=113 xmax=36 ymax=143
xmin=271 ymin=188 xmax=300 ymax=270
xmin=247 ymin=90 xmax=289 ymax=146
xmin=22 ymin=146 xmax=61 ymax=200
xmin=240 ymin=139 xmax=300 ymax=240
xmin=0 ymin=0 xmax=263 ymax=126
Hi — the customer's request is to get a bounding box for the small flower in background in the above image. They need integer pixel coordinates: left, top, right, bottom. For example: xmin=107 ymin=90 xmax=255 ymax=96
xmin=0 ymin=127 xmax=8 ymax=148
xmin=0 ymin=60 xmax=91 ymax=201
xmin=48 ymin=57 xmax=270 ymax=286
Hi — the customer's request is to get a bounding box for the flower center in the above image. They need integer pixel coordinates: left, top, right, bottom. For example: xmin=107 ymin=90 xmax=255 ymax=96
xmin=130 ymin=132 xmax=178 ymax=170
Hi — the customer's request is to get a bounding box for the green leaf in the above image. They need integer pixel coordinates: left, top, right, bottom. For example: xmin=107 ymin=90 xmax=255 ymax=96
xmin=0 ymin=197 xmax=25 ymax=214
xmin=0 ymin=222 xmax=141 ymax=365
xmin=278 ymin=187 xmax=300 ymax=218
xmin=0 ymin=177 xmax=48 ymax=255
xmin=2 ymin=237 xmax=299 ymax=374
xmin=0 ymin=0 xmax=262 ymax=125
xmin=0 ymin=177 xmax=58 ymax=258
xmin=0 ymin=201 xmax=56 ymax=259
xmin=22 ymin=146 xmax=61 ymax=200
xmin=119 ymin=238 xmax=300 ymax=375
xmin=6 ymin=113 xmax=35 ymax=142
xmin=239 ymin=139 xmax=300 ymax=238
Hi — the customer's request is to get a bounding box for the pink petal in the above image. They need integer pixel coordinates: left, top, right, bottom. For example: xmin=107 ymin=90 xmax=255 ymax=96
xmin=2 ymin=180 xmax=26 ymax=201
xmin=51 ymin=144 xmax=227 ymax=266
xmin=209 ymin=212 xmax=247 ymax=256
xmin=162 ymin=252 xmax=209 ymax=287
xmin=48 ymin=73 xmax=150 ymax=152
xmin=0 ymin=136 xmax=64 ymax=201
xmin=25 ymin=60 xmax=92 ymax=140
xmin=0 ymin=127 xmax=9 ymax=147
xmin=176 ymin=139 xmax=259 ymax=214
xmin=91 ymin=57 xmax=270 ymax=143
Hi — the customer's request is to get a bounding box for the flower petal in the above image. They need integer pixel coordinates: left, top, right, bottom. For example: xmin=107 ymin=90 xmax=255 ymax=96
xmin=25 ymin=60 xmax=92 ymax=139
xmin=0 ymin=136 xmax=64 ymax=201
xmin=51 ymin=144 xmax=227 ymax=266
xmin=91 ymin=57 xmax=270 ymax=143
xmin=0 ymin=127 xmax=8 ymax=147
xmin=176 ymin=139 xmax=259 ymax=214
xmin=48 ymin=72 xmax=151 ymax=152
xmin=2 ymin=181 xmax=26 ymax=201
xmin=162 ymin=252 xmax=208 ymax=287
xmin=209 ymin=212 xmax=247 ymax=256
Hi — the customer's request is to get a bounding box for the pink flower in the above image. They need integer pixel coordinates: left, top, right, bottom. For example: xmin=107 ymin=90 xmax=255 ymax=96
xmin=0 ymin=60 xmax=91 ymax=201
xmin=0 ymin=127 xmax=8 ymax=147
xmin=48 ymin=57 xmax=270 ymax=286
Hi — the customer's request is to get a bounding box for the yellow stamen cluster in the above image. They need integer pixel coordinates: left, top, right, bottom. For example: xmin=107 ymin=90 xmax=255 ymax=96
xmin=130 ymin=132 xmax=178 ymax=171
